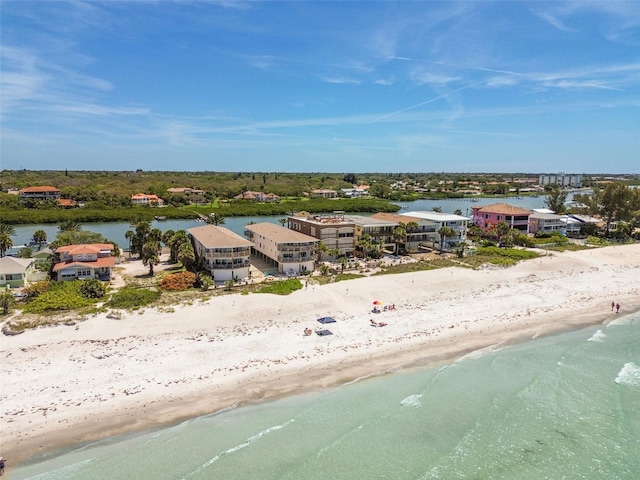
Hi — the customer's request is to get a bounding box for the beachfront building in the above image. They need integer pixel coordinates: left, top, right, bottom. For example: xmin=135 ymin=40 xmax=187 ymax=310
xmin=400 ymin=211 xmax=469 ymax=251
xmin=472 ymin=203 xmax=531 ymax=234
xmin=52 ymin=243 xmax=116 ymax=281
xmin=288 ymin=211 xmax=356 ymax=256
xmin=538 ymin=173 xmax=582 ymax=188
xmin=19 ymin=186 xmax=61 ymax=202
xmin=369 ymin=212 xmax=437 ymax=253
xmin=529 ymin=212 xmax=567 ymax=235
xmin=188 ymin=225 xmax=253 ymax=282
xmin=350 ymin=215 xmax=399 ymax=254
xmin=0 ymin=256 xmax=38 ymax=288
xmin=131 ymin=193 xmax=165 ymax=206
xmin=244 ymin=222 xmax=318 ymax=275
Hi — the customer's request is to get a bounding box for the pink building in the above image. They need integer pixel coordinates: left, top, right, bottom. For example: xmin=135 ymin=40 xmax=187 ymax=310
xmin=472 ymin=203 xmax=530 ymax=233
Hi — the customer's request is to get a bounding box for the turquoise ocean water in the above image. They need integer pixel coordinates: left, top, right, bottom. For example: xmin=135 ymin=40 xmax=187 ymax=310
xmin=12 ymin=315 xmax=640 ymax=480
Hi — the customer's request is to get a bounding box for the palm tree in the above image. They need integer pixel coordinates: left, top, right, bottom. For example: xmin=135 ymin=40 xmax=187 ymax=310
xmin=32 ymin=229 xmax=47 ymax=250
xmin=0 ymin=289 xmax=15 ymax=315
xmin=317 ymin=242 xmax=329 ymax=262
xmin=0 ymin=224 xmax=16 ymax=236
xmin=177 ymin=241 xmax=195 ymax=269
xmin=438 ymin=226 xmax=456 ymax=253
xmin=392 ymin=224 xmax=407 ymax=255
xmin=356 ymin=233 xmax=373 ymax=258
xmin=141 ymin=240 xmax=161 ymax=275
xmin=0 ymin=233 xmax=13 ymax=257
xmin=207 ymin=213 xmax=225 ymax=226
xmin=278 ymin=218 xmax=287 ymax=228
xmin=167 ymin=230 xmax=189 ymax=264
xmin=488 ymin=221 xmax=511 ymax=243
xmin=124 ymin=230 xmax=135 ymax=256
xmin=58 ymin=220 xmax=82 ymax=232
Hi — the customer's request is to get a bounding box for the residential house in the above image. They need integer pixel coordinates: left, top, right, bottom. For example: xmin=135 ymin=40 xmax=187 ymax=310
xmin=340 ymin=187 xmax=368 ymax=198
xmin=167 ymin=187 xmax=205 ymax=195
xmin=19 ymin=186 xmax=61 ymax=201
xmin=188 ymin=225 xmax=253 ymax=282
xmin=400 ymin=211 xmax=469 ymax=251
xmin=472 ymin=203 xmax=531 ymax=233
xmin=309 ymin=189 xmax=338 ymax=199
xmin=349 ymin=215 xmax=399 ymax=254
xmin=288 ymin=211 xmax=355 ymax=256
xmin=244 ymin=223 xmax=318 ymax=275
xmin=234 ymin=191 xmax=280 ymax=202
xmin=529 ymin=212 xmax=567 ymax=235
xmin=131 ymin=193 xmax=165 ymax=206
xmin=53 ymin=243 xmax=116 ymax=281
xmin=56 ymin=198 xmax=78 ymax=208
xmin=370 ymin=212 xmax=438 ymax=253
xmin=0 ymin=256 xmax=38 ymax=288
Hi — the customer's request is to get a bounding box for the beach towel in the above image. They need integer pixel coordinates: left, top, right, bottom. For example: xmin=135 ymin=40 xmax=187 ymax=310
xmin=317 ymin=317 xmax=337 ymax=324
xmin=316 ymin=329 xmax=333 ymax=336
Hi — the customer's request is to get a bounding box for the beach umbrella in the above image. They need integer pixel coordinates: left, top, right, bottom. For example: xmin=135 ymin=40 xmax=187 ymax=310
xmin=373 ymin=300 xmax=383 ymax=305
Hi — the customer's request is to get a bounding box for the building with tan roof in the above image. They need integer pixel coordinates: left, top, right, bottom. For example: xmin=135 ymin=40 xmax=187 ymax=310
xmin=188 ymin=225 xmax=253 ymax=282
xmin=472 ymin=203 xmax=531 ymax=233
xmin=288 ymin=211 xmax=355 ymax=256
xmin=244 ymin=222 xmax=318 ymax=275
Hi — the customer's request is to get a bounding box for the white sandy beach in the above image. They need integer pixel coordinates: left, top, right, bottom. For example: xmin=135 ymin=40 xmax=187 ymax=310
xmin=1 ymin=244 xmax=640 ymax=468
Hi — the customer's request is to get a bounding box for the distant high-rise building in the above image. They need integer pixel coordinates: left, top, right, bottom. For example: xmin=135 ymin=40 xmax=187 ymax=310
xmin=538 ymin=173 xmax=582 ymax=188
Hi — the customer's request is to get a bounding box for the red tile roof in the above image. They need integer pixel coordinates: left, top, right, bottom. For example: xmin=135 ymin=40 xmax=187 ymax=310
xmin=53 ymin=256 xmax=115 ymax=272
xmin=474 ymin=203 xmax=531 ymax=215
xmin=19 ymin=186 xmax=60 ymax=193
xmin=56 ymin=243 xmax=114 ymax=255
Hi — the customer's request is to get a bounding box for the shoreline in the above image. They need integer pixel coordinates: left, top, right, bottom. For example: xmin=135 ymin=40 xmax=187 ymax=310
xmin=2 ymin=244 xmax=640 ymax=469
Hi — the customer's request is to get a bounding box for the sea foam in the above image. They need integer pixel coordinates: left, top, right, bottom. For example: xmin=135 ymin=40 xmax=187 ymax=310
xmin=400 ymin=394 xmax=422 ymax=408
xmin=587 ymin=329 xmax=607 ymax=342
xmin=614 ymin=362 xmax=640 ymax=387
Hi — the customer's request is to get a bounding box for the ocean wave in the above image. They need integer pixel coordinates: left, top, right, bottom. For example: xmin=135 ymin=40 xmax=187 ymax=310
xmin=181 ymin=419 xmax=295 ymax=479
xmin=614 ymin=362 xmax=640 ymax=387
xmin=587 ymin=329 xmax=607 ymax=342
xmin=400 ymin=394 xmax=422 ymax=408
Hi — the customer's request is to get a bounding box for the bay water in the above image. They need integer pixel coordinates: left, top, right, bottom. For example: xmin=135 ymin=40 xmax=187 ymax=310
xmin=12 ymin=314 xmax=639 ymax=480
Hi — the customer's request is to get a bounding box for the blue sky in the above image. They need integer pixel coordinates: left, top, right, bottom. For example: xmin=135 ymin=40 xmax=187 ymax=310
xmin=1 ymin=1 xmax=639 ymax=173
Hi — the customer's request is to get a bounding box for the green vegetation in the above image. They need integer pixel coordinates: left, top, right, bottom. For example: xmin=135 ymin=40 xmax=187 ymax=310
xmin=255 ymin=278 xmax=303 ymax=295
xmin=470 ymin=246 xmax=540 ymax=267
xmin=22 ymin=281 xmax=97 ymax=314
xmin=106 ymin=286 xmax=162 ymax=310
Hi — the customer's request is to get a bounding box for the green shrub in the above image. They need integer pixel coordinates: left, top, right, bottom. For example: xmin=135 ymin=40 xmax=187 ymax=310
xmin=256 ymin=278 xmax=303 ymax=295
xmin=107 ymin=287 xmax=161 ymax=310
xmin=476 ymin=246 xmax=539 ymax=261
xmin=80 ymin=278 xmax=106 ymax=298
xmin=23 ymin=281 xmax=94 ymax=314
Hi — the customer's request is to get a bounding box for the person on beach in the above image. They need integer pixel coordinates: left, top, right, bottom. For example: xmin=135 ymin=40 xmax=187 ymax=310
xmin=611 ymin=301 xmax=615 ymax=311
xmin=616 ymin=303 xmax=620 ymax=313
xmin=0 ymin=456 xmax=6 ymax=476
